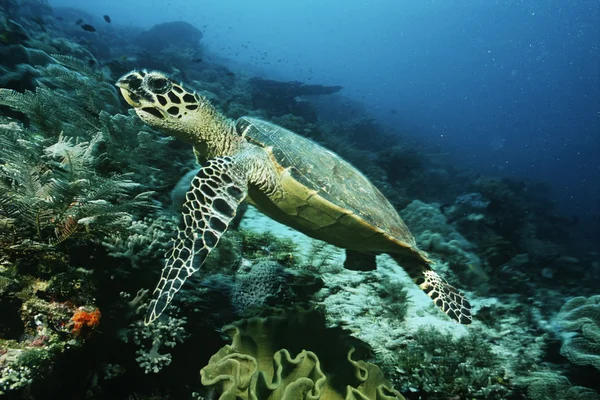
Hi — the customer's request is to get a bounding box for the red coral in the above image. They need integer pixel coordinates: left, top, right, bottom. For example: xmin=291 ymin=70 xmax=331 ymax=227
xmin=71 ymin=308 xmax=101 ymax=335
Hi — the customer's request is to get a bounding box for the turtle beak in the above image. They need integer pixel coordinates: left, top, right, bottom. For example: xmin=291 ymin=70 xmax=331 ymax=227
xmin=115 ymin=73 xmax=143 ymax=108
xmin=118 ymin=87 xmax=142 ymax=108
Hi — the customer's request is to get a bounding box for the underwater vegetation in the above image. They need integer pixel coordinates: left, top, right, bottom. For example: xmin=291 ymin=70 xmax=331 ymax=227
xmin=0 ymin=0 xmax=598 ymax=399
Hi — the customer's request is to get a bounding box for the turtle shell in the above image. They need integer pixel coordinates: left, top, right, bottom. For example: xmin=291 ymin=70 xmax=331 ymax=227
xmin=236 ymin=117 xmax=426 ymax=260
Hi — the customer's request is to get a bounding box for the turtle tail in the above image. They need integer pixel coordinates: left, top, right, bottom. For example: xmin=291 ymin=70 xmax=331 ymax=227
xmin=391 ymin=255 xmax=472 ymax=324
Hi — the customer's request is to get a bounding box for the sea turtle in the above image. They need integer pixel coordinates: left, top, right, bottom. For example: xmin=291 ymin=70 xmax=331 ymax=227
xmin=116 ymin=70 xmax=472 ymax=325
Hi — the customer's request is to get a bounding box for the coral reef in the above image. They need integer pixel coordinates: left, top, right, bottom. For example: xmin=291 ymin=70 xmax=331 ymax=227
xmin=249 ymin=77 xmax=342 ymax=121
xmin=0 ymin=1 xmax=597 ymax=398
xmin=0 ymin=9 xmax=189 ymax=394
xmin=0 ymin=297 xmax=92 ymax=395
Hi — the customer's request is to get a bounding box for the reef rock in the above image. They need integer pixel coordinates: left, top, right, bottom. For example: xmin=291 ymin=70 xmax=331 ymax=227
xmin=249 ymin=77 xmax=342 ymax=121
xmin=135 ymin=21 xmax=203 ymax=53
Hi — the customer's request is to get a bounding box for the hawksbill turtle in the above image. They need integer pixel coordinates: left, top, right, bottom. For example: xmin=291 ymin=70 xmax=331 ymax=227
xmin=116 ymin=70 xmax=472 ymax=325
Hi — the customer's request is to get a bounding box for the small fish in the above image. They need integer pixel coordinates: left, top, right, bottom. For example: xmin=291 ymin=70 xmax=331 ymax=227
xmin=225 ymin=71 xmax=235 ymax=77
xmin=103 ymin=15 xmax=111 ymax=23
xmin=75 ymin=18 xmax=83 ymax=25
xmin=191 ymin=57 xmax=203 ymax=63
xmin=81 ymin=24 xmax=96 ymax=32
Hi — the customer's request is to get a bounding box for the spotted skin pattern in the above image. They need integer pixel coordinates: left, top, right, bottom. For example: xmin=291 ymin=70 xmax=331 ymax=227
xmin=145 ymin=156 xmax=246 ymax=324
xmin=418 ymin=270 xmax=472 ymax=324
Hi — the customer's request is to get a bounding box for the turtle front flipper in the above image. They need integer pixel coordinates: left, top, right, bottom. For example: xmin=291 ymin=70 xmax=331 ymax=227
xmin=145 ymin=156 xmax=247 ymax=324
xmin=391 ymin=255 xmax=472 ymax=324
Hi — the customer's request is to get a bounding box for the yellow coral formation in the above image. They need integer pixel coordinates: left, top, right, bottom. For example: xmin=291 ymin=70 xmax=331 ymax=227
xmin=200 ymin=308 xmax=404 ymax=400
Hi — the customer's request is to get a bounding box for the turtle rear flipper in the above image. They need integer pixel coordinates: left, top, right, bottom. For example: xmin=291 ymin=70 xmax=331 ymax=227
xmin=391 ymin=255 xmax=472 ymax=324
xmin=145 ymin=156 xmax=247 ymax=325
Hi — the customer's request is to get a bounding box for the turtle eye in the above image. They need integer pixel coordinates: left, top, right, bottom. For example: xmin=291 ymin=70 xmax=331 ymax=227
xmin=147 ymin=76 xmax=171 ymax=94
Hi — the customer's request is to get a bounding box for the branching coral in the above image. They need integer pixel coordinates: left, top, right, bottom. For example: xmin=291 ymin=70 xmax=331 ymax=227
xmin=0 ymin=53 xmax=194 ymax=252
xmin=102 ymin=214 xmax=177 ymax=269
xmin=128 ymin=313 xmax=188 ymax=374
xmin=120 ymin=291 xmax=188 ymax=374
xmin=394 ymin=326 xmax=509 ymax=398
xmin=248 ymin=77 xmax=341 ymax=120
xmin=39 ymin=59 xmax=121 ymax=117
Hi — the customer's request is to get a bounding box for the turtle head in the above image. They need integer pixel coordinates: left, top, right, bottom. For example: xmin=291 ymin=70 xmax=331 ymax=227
xmin=116 ymin=70 xmax=213 ymax=143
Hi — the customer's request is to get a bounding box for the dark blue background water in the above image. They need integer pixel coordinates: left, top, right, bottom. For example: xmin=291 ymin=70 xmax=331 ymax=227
xmin=49 ymin=0 xmax=600 ymax=234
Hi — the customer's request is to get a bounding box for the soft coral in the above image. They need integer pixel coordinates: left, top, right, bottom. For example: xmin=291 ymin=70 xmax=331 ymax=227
xmin=71 ymin=307 xmax=101 ymax=335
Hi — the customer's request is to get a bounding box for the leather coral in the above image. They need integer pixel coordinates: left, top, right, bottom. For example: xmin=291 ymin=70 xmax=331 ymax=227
xmin=200 ymin=308 xmax=404 ymax=400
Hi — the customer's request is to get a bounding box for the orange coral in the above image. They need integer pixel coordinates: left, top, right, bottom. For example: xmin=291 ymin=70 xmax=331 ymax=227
xmin=71 ymin=308 xmax=101 ymax=335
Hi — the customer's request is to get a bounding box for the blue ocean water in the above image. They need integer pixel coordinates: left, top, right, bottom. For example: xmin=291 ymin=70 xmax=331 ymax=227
xmin=49 ymin=0 xmax=599 ymax=231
